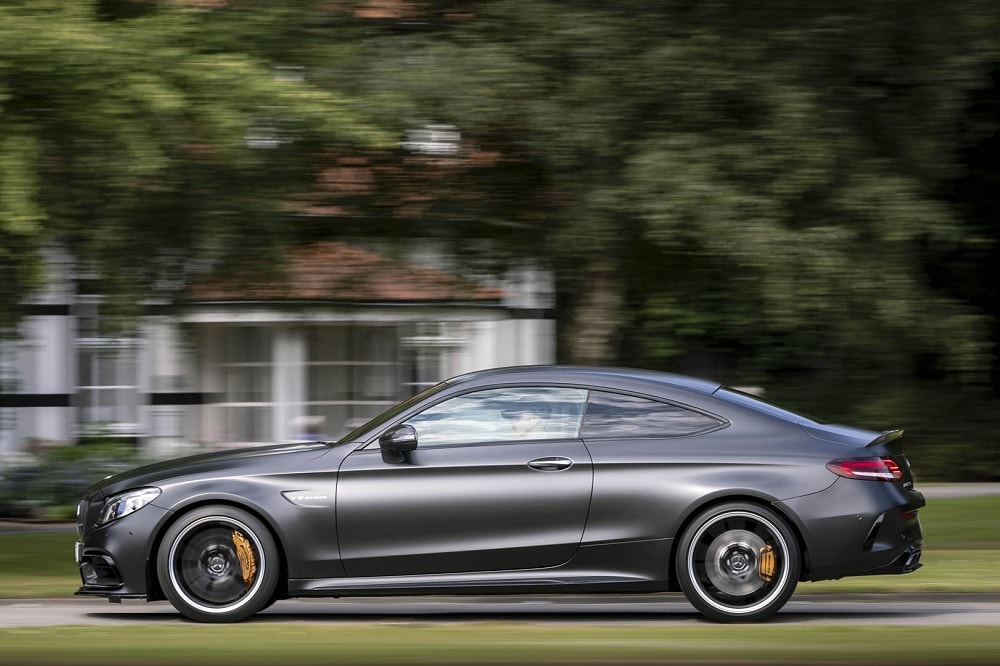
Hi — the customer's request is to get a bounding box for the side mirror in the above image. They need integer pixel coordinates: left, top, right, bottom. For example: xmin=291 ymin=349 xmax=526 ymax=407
xmin=378 ymin=425 xmax=417 ymax=463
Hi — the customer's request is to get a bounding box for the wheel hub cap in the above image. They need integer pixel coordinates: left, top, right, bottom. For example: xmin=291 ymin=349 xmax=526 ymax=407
xmin=724 ymin=547 xmax=753 ymax=574
xmin=205 ymin=550 xmax=230 ymax=577
xmin=706 ymin=529 xmax=767 ymax=596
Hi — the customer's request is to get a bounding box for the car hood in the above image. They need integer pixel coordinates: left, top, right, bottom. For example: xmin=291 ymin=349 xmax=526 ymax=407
xmin=85 ymin=441 xmax=335 ymax=498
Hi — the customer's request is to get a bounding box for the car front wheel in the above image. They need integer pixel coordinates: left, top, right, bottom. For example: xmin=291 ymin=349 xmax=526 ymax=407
xmin=676 ymin=502 xmax=800 ymax=622
xmin=156 ymin=506 xmax=279 ymax=623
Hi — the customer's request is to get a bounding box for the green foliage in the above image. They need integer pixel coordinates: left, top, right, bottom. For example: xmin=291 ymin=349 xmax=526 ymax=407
xmin=0 ymin=533 xmax=74 ymax=577
xmin=763 ymin=377 xmax=1000 ymax=481
xmin=0 ymin=0 xmax=388 ymax=331
xmin=328 ymin=1 xmax=1000 ymax=385
xmin=333 ymin=1 xmax=1000 ymax=477
xmin=2 ymin=2 xmax=1000 ymax=475
xmin=0 ymin=624 xmax=998 ymax=666
xmin=919 ymin=496 xmax=1000 ymax=548
xmin=0 ymin=442 xmax=140 ymax=519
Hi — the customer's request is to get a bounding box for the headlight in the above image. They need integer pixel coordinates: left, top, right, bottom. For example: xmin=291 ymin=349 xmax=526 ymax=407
xmin=97 ymin=488 xmax=161 ymax=526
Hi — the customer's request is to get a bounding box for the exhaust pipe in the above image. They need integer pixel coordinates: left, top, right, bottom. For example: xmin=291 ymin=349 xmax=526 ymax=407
xmin=899 ymin=547 xmax=922 ymax=573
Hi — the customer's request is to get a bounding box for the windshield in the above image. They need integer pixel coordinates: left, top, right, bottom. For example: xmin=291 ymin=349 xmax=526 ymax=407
xmin=335 ymin=381 xmax=450 ymax=445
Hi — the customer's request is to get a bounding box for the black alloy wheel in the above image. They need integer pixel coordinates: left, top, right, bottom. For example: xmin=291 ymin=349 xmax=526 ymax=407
xmin=156 ymin=506 xmax=279 ymax=623
xmin=676 ymin=502 xmax=801 ymax=622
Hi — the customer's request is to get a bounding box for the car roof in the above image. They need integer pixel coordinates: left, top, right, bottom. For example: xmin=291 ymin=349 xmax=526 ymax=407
xmin=446 ymin=365 xmax=722 ymax=395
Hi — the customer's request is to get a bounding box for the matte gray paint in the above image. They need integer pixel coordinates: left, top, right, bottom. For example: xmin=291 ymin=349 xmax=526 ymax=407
xmin=74 ymin=365 xmax=925 ymax=613
xmin=337 ymin=438 xmax=593 ymax=576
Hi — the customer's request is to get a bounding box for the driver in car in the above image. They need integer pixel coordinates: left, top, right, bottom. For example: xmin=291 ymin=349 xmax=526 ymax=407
xmin=503 ymin=401 xmax=553 ymax=438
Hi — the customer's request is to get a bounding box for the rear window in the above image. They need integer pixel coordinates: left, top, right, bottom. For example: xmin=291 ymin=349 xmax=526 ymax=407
xmin=582 ymin=391 xmax=725 ymax=439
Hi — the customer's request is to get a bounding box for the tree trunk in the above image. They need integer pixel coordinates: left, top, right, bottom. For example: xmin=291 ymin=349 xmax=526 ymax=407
xmin=563 ymin=265 xmax=623 ymax=366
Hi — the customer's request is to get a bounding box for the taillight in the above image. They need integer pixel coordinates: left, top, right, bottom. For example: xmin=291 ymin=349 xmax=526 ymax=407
xmin=826 ymin=457 xmax=903 ymax=482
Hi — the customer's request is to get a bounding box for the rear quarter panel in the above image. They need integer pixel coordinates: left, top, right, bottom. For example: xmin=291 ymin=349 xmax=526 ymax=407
xmin=580 ymin=387 xmax=842 ymax=548
xmin=581 ymin=430 xmax=838 ymax=547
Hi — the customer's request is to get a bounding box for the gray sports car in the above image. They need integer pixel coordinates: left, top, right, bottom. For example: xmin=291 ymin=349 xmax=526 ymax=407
xmin=75 ymin=366 xmax=924 ymax=623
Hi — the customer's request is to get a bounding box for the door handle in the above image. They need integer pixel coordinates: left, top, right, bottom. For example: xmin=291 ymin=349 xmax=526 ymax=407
xmin=527 ymin=457 xmax=573 ymax=472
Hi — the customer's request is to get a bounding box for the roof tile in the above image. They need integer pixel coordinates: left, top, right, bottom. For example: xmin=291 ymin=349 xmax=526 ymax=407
xmin=188 ymin=242 xmax=504 ymax=303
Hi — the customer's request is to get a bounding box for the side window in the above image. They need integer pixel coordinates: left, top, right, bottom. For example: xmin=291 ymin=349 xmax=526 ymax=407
xmin=404 ymin=387 xmax=588 ymax=447
xmin=582 ymin=391 xmax=724 ymax=439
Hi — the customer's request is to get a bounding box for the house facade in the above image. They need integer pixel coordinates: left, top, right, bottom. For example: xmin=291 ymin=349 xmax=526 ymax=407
xmin=0 ymin=242 xmax=555 ymax=460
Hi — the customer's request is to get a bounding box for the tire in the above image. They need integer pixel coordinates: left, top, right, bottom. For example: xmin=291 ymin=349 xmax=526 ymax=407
xmin=676 ymin=502 xmax=800 ymax=623
xmin=156 ymin=506 xmax=279 ymax=623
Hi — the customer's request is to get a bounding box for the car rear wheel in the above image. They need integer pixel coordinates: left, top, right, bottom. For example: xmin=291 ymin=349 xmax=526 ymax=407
xmin=156 ymin=506 xmax=279 ymax=623
xmin=676 ymin=502 xmax=800 ymax=622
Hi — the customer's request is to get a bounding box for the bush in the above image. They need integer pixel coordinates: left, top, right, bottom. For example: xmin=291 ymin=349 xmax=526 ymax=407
xmin=766 ymin=376 xmax=1000 ymax=482
xmin=0 ymin=441 xmax=142 ymax=520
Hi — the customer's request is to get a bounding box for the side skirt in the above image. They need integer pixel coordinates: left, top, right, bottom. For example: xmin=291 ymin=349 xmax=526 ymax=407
xmin=289 ymin=537 xmax=674 ymax=597
xmin=289 ymin=572 xmax=663 ymax=597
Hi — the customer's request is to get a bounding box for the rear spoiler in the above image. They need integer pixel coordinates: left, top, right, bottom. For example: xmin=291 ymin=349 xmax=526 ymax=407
xmin=866 ymin=429 xmax=904 ymax=448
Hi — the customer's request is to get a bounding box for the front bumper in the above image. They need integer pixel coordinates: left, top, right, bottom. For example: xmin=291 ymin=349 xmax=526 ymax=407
xmin=74 ymin=494 xmax=171 ymax=599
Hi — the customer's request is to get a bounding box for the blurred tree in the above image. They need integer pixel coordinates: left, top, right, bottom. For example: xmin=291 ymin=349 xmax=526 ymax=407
xmin=3 ymin=0 xmax=1000 ymax=473
xmin=290 ymin=1 xmax=1000 ymax=476
xmin=950 ymin=67 xmax=1000 ymax=394
xmin=325 ymin=1 xmax=1000 ymax=390
xmin=0 ymin=0 xmax=388 ymax=331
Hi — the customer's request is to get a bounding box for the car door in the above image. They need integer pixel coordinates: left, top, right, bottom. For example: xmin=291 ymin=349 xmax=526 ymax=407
xmin=336 ymin=386 xmax=593 ymax=577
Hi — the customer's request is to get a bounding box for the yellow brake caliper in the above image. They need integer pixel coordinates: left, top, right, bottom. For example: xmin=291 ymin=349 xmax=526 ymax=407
xmin=231 ymin=531 xmax=257 ymax=591
xmin=758 ymin=544 xmax=776 ymax=582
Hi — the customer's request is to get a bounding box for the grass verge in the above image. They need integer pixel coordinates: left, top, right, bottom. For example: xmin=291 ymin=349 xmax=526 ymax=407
xmin=0 ymin=624 xmax=999 ymax=665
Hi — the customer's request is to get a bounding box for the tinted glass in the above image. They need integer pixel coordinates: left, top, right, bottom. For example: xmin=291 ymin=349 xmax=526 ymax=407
xmin=405 ymin=387 xmax=588 ymax=446
xmin=583 ymin=391 xmax=723 ymax=438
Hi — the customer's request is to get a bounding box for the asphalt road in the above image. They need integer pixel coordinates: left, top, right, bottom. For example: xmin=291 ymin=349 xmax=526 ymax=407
xmin=2 ymin=594 xmax=999 ymax=627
